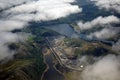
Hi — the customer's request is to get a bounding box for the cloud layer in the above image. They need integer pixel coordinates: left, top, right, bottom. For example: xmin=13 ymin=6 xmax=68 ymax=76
xmin=87 ymin=27 xmax=120 ymax=39
xmin=3 ymin=0 xmax=82 ymax=21
xmin=0 ymin=0 xmax=81 ymax=60
xmin=81 ymin=55 xmax=120 ymax=80
xmin=91 ymin=0 xmax=120 ymax=13
xmin=77 ymin=15 xmax=120 ymax=30
xmin=112 ymin=39 xmax=120 ymax=54
xmin=77 ymin=15 xmax=120 ymax=39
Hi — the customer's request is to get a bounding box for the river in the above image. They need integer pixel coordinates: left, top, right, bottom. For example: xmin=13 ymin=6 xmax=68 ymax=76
xmin=42 ymin=52 xmax=65 ymax=80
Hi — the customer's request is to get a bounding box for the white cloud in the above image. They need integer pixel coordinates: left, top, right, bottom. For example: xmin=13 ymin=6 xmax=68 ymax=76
xmin=10 ymin=14 xmax=34 ymax=22
xmin=77 ymin=15 xmax=120 ymax=30
xmin=0 ymin=44 xmax=14 ymax=61
xmin=0 ymin=19 xmax=28 ymax=60
xmin=81 ymin=55 xmax=120 ymax=80
xmin=91 ymin=0 xmax=120 ymax=13
xmin=0 ymin=20 xmax=28 ymax=31
xmin=0 ymin=0 xmax=35 ymax=10
xmin=76 ymin=15 xmax=120 ymax=40
xmin=0 ymin=32 xmax=25 ymax=60
xmin=4 ymin=0 xmax=82 ymax=21
xmin=87 ymin=28 xmax=119 ymax=39
xmin=112 ymin=39 xmax=120 ymax=54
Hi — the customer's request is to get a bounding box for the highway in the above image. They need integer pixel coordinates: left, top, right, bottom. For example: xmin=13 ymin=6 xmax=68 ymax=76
xmin=45 ymin=38 xmax=65 ymax=67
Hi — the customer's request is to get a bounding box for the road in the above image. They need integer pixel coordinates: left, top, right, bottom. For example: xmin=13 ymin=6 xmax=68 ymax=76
xmin=45 ymin=37 xmax=84 ymax=71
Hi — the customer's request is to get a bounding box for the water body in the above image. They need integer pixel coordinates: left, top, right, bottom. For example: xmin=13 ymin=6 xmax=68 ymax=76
xmin=44 ymin=24 xmax=78 ymax=38
xmin=43 ymin=53 xmax=64 ymax=80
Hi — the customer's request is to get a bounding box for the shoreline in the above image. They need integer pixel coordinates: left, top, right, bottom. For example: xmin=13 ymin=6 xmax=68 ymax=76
xmin=41 ymin=49 xmax=65 ymax=80
xmin=41 ymin=53 xmax=49 ymax=80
